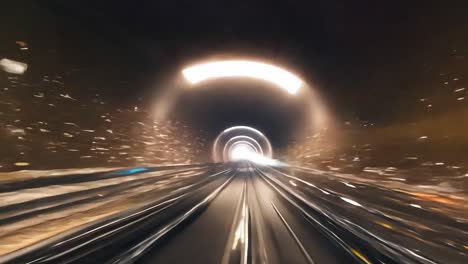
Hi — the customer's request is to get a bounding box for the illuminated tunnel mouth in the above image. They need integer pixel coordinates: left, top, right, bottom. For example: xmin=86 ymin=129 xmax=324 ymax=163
xmin=223 ymin=136 xmax=264 ymax=160
xmin=213 ymin=126 xmax=273 ymax=163
xmin=150 ymin=57 xmax=335 ymax=162
xmin=229 ymin=143 xmax=256 ymax=161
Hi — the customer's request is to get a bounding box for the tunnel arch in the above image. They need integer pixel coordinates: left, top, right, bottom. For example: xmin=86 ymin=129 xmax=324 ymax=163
xmin=213 ymin=125 xmax=273 ymax=163
xmin=228 ymin=142 xmax=258 ymax=161
xmin=152 ymin=57 xmax=331 ymax=130
xmin=150 ymin=57 xmax=336 ymax=163
xmin=222 ymin=136 xmax=264 ymax=161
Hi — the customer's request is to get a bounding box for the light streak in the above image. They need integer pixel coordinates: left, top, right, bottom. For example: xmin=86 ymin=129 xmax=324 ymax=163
xmin=182 ymin=60 xmax=303 ymax=94
xmin=0 ymin=58 xmax=28 ymax=74
xmin=340 ymin=197 xmax=362 ymax=207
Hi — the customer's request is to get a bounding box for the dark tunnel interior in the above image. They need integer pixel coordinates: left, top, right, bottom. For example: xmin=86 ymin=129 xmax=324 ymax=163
xmin=0 ymin=1 xmax=467 ymax=263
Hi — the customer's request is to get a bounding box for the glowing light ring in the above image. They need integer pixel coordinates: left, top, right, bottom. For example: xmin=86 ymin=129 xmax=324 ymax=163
xmin=213 ymin=126 xmax=273 ymax=162
xmin=227 ymin=141 xmax=260 ymax=161
xmin=224 ymin=126 xmax=272 ymax=155
xmin=224 ymin=125 xmax=266 ymax=135
xmin=182 ymin=60 xmax=303 ymax=95
xmin=222 ymin=136 xmax=263 ymax=161
xmin=228 ymin=140 xmax=261 ymax=155
xmin=229 ymin=143 xmax=257 ymax=161
xmin=226 ymin=140 xmax=261 ymax=159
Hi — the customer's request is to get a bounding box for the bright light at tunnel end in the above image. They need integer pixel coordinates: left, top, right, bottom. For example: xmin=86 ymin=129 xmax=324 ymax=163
xmin=213 ymin=125 xmax=284 ymax=166
xmin=232 ymin=152 xmax=282 ymax=166
xmin=229 ymin=141 xmax=282 ymax=166
xmin=230 ymin=144 xmax=256 ymax=161
xmin=182 ymin=60 xmax=303 ymax=95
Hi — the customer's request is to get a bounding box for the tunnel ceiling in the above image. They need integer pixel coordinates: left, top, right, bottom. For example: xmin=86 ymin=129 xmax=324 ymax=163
xmin=19 ymin=0 xmax=466 ymax=126
xmin=168 ymin=79 xmax=312 ymax=149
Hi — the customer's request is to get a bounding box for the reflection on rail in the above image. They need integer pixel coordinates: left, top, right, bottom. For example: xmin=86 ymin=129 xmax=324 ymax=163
xmin=0 ymin=162 xmax=466 ymax=263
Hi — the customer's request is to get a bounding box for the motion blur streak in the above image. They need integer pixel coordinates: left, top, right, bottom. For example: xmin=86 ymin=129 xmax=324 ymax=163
xmin=182 ymin=60 xmax=303 ymax=95
xmin=0 ymin=58 xmax=28 ymax=74
xmin=0 ymin=162 xmax=465 ymax=264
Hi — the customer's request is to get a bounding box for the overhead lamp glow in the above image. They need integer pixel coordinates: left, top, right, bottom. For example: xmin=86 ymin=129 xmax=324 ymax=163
xmin=182 ymin=60 xmax=303 ymax=95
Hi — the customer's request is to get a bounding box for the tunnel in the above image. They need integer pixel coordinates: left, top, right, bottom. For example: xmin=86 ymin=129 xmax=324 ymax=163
xmin=150 ymin=59 xmax=334 ymax=163
xmin=1 ymin=2 xmax=466 ymax=263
